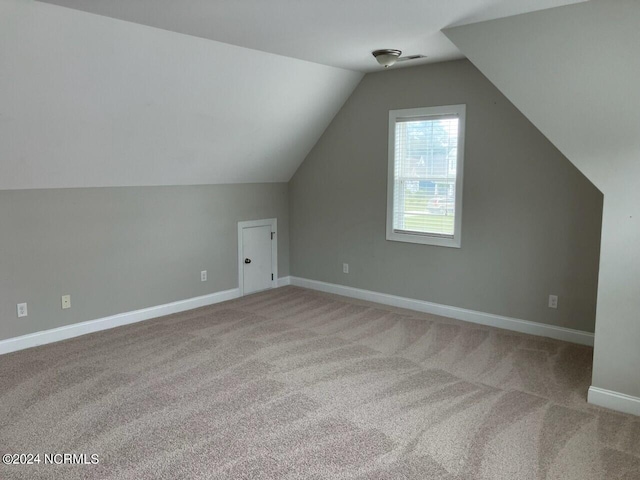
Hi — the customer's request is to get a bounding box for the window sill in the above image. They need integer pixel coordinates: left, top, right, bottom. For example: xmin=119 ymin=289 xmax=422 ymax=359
xmin=386 ymin=230 xmax=461 ymax=248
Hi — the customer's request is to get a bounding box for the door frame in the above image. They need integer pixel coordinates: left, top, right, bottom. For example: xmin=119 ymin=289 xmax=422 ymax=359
xmin=237 ymin=218 xmax=278 ymax=296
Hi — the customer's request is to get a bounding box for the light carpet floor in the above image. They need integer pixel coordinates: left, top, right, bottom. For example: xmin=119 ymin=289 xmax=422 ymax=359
xmin=1 ymin=286 xmax=639 ymax=479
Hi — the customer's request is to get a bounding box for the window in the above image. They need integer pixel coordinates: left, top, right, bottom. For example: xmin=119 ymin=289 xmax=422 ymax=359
xmin=386 ymin=104 xmax=466 ymax=248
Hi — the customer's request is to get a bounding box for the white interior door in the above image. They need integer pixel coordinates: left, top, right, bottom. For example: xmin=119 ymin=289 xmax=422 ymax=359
xmin=242 ymin=224 xmax=273 ymax=295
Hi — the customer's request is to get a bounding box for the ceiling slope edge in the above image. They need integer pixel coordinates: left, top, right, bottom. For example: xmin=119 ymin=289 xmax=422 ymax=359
xmin=443 ymin=0 xmax=640 ymax=192
xmin=0 ymin=0 xmax=363 ymax=190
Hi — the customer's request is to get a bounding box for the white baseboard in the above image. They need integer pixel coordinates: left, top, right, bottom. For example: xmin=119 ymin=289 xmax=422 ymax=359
xmin=588 ymin=386 xmax=640 ymax=416
xmin=289 ymin=277 xmax=594 ymax=346
xmin=1 ymin=276 xmax=594 ymax=356
xmin=0 ymin=288 xmax=240 ymax=356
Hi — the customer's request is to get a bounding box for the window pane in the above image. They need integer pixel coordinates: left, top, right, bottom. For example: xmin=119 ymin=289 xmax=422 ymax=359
xmin=393 ymin=117 xmax=459 ymax=236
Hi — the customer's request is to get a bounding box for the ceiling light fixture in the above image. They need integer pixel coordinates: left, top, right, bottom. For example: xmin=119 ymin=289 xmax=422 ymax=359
xmin=372 ymin=49 xmax=402 ymax=68
xmin=372 ymin=50 xmax=427 ymax=68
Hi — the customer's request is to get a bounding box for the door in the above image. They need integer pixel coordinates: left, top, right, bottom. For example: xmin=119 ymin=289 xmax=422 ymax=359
xmin=241 ymin=224 xmax=273 ymax=295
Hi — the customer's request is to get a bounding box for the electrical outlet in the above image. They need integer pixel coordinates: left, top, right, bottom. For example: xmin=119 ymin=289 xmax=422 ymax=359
xmin=201 ymin=270 xmax=207 ymax=282
xmin=548 ymin=295 xmax=558 ymax=309
xmin=343 ymin=263 xmax=349 ymax=274
xmin=17 ymin=303 xmax=28 ymax=318
xmin=62 ymin=295 xmax=71 ymax=309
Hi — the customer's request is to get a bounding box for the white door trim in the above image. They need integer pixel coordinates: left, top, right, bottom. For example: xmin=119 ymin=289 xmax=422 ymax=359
xmin=238 ymin=218 xmax=278 ymax=296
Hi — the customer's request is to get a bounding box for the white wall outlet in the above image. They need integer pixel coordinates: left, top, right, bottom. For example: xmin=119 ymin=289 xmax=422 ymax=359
xmin=17 ymin=303 xmax=28 ymax=318
xmin=548 ymin=295 xmax=558 ymax=309
xmin=201 ymin=270 xmax=207 ymax=282
xmin=61 ymin=295 xmax=71 ymax=309
xmin=343 ymin=263 xmax=349 ymax=274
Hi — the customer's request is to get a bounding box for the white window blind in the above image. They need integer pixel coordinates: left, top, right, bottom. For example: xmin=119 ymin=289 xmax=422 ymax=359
xmin=387 ymin=105 xmax=465 ymax=248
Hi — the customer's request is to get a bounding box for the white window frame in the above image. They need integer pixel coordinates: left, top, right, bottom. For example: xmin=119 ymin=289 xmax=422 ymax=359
xmin=386 ymin=104 xmax=466 ymax=248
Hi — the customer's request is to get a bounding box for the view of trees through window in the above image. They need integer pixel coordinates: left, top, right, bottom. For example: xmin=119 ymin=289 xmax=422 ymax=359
xmin=392 ymin=116 xmax=459 ymax=236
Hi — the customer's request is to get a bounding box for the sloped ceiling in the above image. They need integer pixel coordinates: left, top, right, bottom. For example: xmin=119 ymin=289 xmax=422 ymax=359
xmin=444 ymin=0 xmax=640 ymax=192
xmin=444 ymin=0 xmax=640 ymax=400
xmin=36 ymin=0 xmax=587 ymax=72
xmin=1 ymin=0 xmax=588 ymax=190
xmin=0 ymin=0 xmax=362 ymax=189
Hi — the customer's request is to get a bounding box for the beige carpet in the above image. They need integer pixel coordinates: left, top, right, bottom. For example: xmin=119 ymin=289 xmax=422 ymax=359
xmin=1 ymin=286 xmax=639 ymax=479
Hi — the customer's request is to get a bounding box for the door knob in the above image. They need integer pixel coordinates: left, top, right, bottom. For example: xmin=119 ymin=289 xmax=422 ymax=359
xmin=244 ymin=258 xmax=251 ymax=264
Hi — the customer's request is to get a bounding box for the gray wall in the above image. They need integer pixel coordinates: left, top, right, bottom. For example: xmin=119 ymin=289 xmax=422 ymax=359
xmin=289 ymin=60 xmax=602 ymax=333
xmin=0 ymin=184 xmax=289 ymax=341
xmin=444 ymin=1 xmax=640 ymax=400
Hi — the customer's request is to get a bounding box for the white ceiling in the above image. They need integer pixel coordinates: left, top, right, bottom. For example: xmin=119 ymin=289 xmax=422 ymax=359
xmin=37 ymin=0 xmax=587 ymax=72
xmin=2 ymin=0 xmax=588 ymax=190
xmin=444 ymin=0 xmax=639 ymax=192
xmin=0 ymin=0 xmax=361 ymax=189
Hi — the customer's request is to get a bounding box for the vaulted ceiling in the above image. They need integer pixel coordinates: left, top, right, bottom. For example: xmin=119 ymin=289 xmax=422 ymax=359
xmin=444 ymin=0 xmax=638 ymax=193
xmin=1 ymin=0 xmax=586 ymax=189
xmin=37 ymin=0 xmax=586 ymax=71
xmin=444 ymin=0 xmax=640 ymax=403
xmin=0 ymin=0 xmax=361 ymax=189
